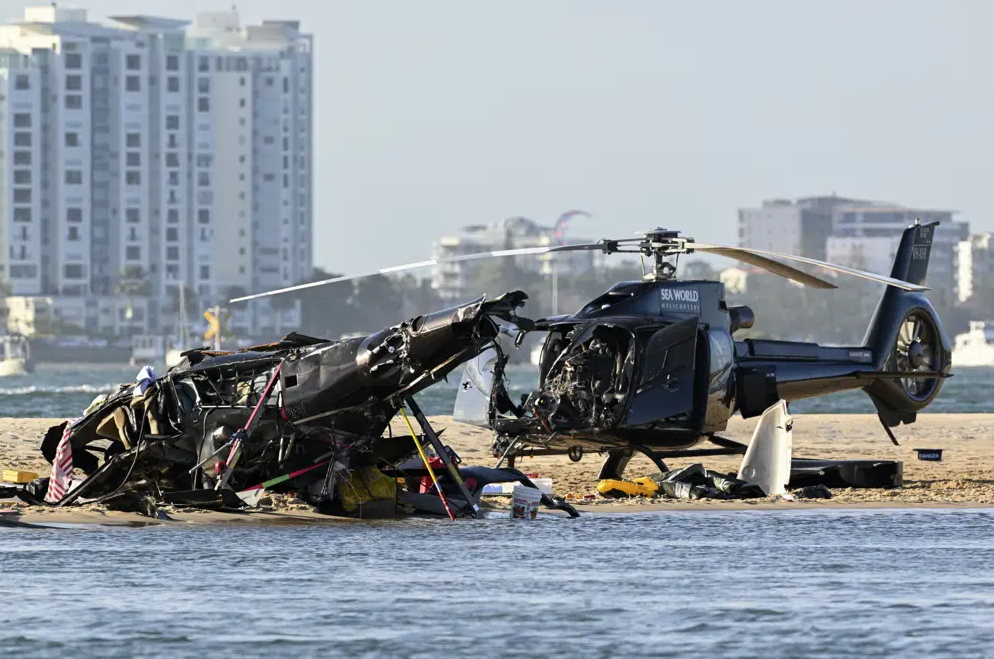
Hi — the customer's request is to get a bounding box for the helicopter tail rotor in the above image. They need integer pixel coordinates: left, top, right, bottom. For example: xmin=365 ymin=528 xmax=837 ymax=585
xmin=861 ymin=221 xmax=951 ymax=425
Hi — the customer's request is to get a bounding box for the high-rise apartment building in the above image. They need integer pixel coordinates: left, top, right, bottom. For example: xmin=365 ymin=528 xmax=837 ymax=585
xmin=956 ymin=232 xmax=994 ymax=304
xmin=0 ymin=6 xmax=312 ymax=337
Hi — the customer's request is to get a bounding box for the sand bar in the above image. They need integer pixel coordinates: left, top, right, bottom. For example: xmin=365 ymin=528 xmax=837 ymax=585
xmin=3 ymin=414 xmax=993 ymax=526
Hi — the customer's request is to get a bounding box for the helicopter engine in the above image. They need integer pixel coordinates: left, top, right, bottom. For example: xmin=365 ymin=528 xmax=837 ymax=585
xmin=528 ymin=325 xmax=634 ymax=430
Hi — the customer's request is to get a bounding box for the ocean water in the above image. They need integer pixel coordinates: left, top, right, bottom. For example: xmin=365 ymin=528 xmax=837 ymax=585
xmin=1 ymin=509 xmax=993 ymax=658
xmin=1 ymin=363 xmax=992 ymax=420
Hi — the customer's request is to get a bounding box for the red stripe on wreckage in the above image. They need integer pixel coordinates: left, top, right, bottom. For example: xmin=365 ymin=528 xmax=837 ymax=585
xmin=45 ymin=419 xmax=79 ymax=503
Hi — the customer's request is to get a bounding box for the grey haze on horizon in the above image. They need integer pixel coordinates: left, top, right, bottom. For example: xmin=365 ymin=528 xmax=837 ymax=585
xmin=5 ymin=0 xmax=991 ymax=278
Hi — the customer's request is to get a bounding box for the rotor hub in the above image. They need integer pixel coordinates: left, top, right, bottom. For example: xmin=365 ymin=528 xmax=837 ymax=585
xmin=907 ymin=341 xmax=927 ymax=369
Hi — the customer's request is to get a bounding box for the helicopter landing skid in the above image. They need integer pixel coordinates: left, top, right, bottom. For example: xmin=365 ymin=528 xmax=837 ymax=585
xmin=503 ymin=436 xmax=749 ymax=481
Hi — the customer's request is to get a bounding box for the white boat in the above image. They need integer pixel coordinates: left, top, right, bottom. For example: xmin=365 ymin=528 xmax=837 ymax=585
xmin=952 ymin=320 xmax=994 ymax=367
xmin=131 ymin=334 xmax=166 ymax=366
xmin=0 ymin=334 xmax=33 ymax=376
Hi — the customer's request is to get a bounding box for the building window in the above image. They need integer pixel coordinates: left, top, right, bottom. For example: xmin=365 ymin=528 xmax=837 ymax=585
xmin=64 ymin=264 xmax=84 ymax=279
xmin=65 ymin=94 xmax=83 ymax=109
xmin=168 ymin=171 xmax=179 ymax=185
xmin=126 ymin=171 xmax=141 ymax=186
xmin=14 ymin=170 xmax=31 ymax=185
xmin=166 ymin=54 xmax=179 ymax=71
xmin=197 ymin=77 xmax=210 ymax=93
xmin=167 ymin=134 xmax=178 ymax=149
xmin=167 ymin=76 xmax=180 ymax=93
xmin=65 ymin=170 xmax=83 ymax=185
xmin=13 ymin=151 xmax=30 ymax=165
xmin=65 ymin=75 xmax=82 ymax=91
xmin=266 ymin=77 xmax=274 ymax=86
xmin=196 ymin=154 xmax=213 ymax=167
xmin=199 ymin=265 xmax=210 ymax=280
xmin=163 ymin=152 xmax=178 ymax=168
xmin=65 ymin=53 xmax=82 ymax=69
xmin=13 ymin=113 xmax=30 ymax=127
xmin=166 ymin=115 xmax=180 ymax=130
xmin=198 ymin=97 xmax=210 ymax=112
xmin=126 ymin=54 xmax=141 ymax=71
xmin=167 ymin=246 xmax=180 ymax=260
xmin=126 ymin=152 xmax=141 ymax=167
xmin=263 ymin=173 xmax=275 ymax=182
xmin=167 ymin=209 xmax=179 ymax=223
xmin=13 ymin=208 xmax=31 ymax=222
xmin=166 ymin=228 xmax=179 ymax=242
xmin=65 ymin=132 xmax=79 ymax=147
xmin=14 ymin=75 xmax=29 ymax=90
xmin=126 ymin=208 xmax=140 ymax=223
xmin=197 ymin=171 xmax=210 ymax=187
xmin=66 ymin=208 xmax=82 ymax=223
xmin=13 ymin=132 xmax=31 ymax=147
xmin=197 ymin=209 xmax=210 ymax=224
xmin=283 ymin=77 xmax=289 ymax=93
xmin=198 ymin=56 xmax=209 ymax=72
xmin=67 ymin=226 xmax=80 ymax=241
xmin=126 ymin=246 xmax=141 ymax=261
xmin=13 ymin=189 xmax=30 ymax=203
xmin=125 ymin=76 xmax=141 ymax=92
xmin=126 ymin=133 xmax=141 ymax=148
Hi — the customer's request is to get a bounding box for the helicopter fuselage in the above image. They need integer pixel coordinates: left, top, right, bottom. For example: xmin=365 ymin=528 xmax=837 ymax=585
xmin=492 ymin=277 xmax=937 ymax=454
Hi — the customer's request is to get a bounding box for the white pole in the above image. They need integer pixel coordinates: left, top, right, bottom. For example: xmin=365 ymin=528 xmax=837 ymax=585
xmin=552 ymin=259 xmax=558 ymax=316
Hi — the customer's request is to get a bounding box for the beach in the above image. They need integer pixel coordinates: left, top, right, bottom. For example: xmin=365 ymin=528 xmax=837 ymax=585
xmin=3 ymin=414 xmax=994 ymax=525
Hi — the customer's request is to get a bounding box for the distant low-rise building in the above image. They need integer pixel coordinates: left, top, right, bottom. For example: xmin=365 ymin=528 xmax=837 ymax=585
xmin=737 ymin=195 xmax=878 ymax=260
xmin=430 ymin=216 xmax=598 ymax=303
xmin=825 ymin=206 xmax=968 ymax=303
xmin=719 ymin=267 xmax=750 ymax=295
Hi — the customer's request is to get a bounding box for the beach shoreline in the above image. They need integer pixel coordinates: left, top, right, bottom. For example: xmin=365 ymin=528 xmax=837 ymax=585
xmin=4 ymin=414 xmax=994 ymax=527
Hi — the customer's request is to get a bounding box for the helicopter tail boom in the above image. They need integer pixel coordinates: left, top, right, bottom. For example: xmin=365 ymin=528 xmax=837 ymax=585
xmin=860 ymin=221 xmax=952 ymax=426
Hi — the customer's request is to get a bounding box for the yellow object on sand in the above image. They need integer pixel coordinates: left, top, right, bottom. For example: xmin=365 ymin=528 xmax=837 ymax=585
xmin=3 ymin=469 xmax=39 ymax=484
xmin=597 ymin=476 xmax=659 ymax=499
xmin=337 ymin=466 xmax=397 ymax=513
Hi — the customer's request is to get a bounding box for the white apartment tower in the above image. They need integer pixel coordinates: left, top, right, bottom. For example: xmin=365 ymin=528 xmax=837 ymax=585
xmin=0 ymin=6 xmax=313 ymax=336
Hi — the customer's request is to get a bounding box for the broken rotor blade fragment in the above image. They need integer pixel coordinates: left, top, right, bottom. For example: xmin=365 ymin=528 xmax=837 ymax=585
xmin=228 ymin=242 xmax=619 ymax=303
xmin=692 ymin=243 xmax=929 ymax=292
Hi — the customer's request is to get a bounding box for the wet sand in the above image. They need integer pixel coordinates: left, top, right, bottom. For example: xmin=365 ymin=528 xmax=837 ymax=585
xmin=3 ymin=414 xmax=994 ymax=525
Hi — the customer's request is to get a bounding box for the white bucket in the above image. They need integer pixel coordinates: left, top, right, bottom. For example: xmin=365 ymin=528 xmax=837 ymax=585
xmin=511 ymin=484 xmax=543 ymax=519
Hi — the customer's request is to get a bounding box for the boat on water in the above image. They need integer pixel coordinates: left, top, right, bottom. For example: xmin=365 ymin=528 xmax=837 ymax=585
xmin=130 ymin=334 xmax=167 ymax=366
xmin=952 ymin=320 xmax=994 ymax=367
xmin=0 ymin=334 xmax=33 ymax=376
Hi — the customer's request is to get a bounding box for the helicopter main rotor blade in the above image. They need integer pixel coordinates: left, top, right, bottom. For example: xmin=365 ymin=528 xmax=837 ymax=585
xmin=692 ymin=244 xmax=929 ymax=292
xmin=228 ymin=242 xmax=613 ymax=303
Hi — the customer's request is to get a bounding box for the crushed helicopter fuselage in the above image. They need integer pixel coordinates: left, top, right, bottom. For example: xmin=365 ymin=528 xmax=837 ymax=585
xmin=20 ymin=292 xmax=578 ymax=519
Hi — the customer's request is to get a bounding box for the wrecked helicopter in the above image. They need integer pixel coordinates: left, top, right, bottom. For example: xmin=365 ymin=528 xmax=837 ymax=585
xmin=19 ymin=219 xmax=950 ymax=520
xmin=234 ymin=220 xmax=952 ymax=484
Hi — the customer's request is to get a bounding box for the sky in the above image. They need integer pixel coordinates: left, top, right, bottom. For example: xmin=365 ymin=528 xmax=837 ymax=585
xmin=5 ymin=1 xmax=993 ymax=276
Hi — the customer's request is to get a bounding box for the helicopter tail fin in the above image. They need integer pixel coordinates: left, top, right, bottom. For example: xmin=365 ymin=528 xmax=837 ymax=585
xmin=887 ymin=220 xmax=938 ymax=286
xmin=860 ymin=221 xmax=952 ymax=426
